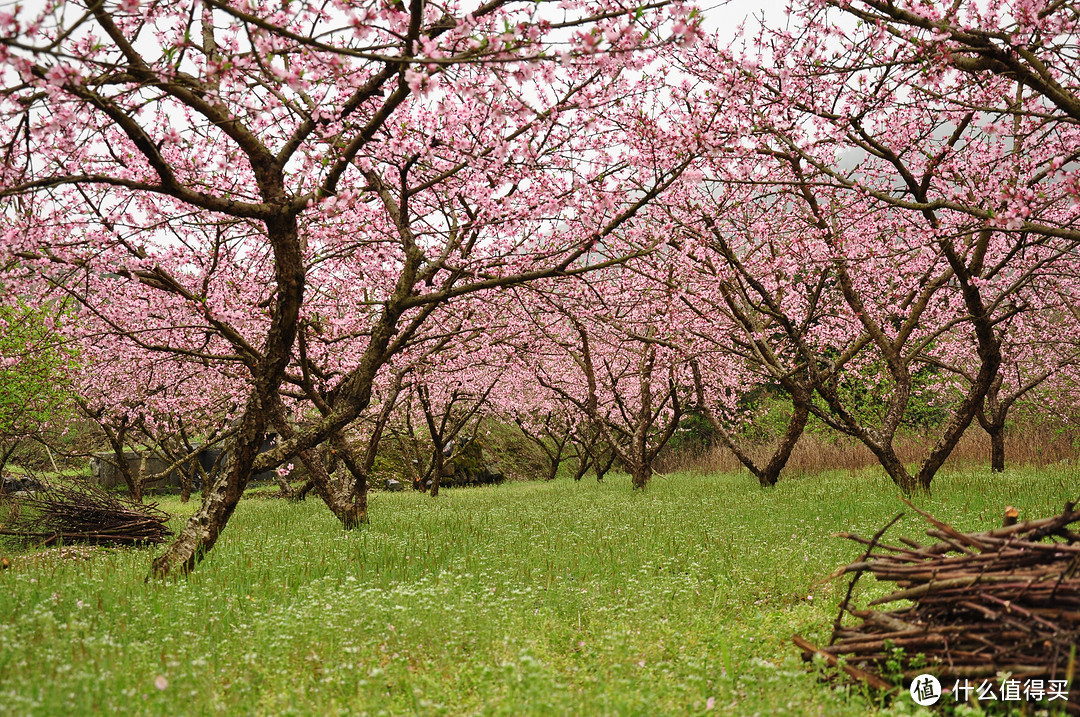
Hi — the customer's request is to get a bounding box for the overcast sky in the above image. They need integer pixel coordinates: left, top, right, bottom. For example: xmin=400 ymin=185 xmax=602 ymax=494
xmin=700 ymin=0 xmax=791 ymax=40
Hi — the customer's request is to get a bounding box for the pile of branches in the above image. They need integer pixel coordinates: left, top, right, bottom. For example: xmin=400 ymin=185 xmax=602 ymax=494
xmin=795 ymin=500 xmax=1080 ymax=709
xmin=0 ymin=479 xmax=172 ymax=546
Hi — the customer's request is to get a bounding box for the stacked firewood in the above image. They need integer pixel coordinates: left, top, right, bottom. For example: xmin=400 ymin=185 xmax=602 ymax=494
xmin=0 ymin=479 xmax=173 ymax=546
xmin=796 ymin=500 xmax=1080 ymax=710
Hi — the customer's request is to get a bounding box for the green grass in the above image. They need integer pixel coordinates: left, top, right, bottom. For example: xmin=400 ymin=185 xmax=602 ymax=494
xmin=3 ymin=462 xmax=92 ymax=479
xmin=1 ymin=465 xmax=1077 ymax=716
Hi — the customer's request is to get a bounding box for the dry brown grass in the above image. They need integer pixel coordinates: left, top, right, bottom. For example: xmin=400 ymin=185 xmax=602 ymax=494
xmin=658 ymin=423 xmax=1079 ymax=476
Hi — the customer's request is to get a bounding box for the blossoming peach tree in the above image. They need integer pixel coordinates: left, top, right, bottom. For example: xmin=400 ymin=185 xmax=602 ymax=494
xmin=0 ymin=0 xmax=697 ymax=575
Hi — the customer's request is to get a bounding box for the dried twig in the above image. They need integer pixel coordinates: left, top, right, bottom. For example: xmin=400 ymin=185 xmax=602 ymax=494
xmin=796 ymin=501 xmax=1080 ymax=711
xmin=1 ymin=478 xmax=172 ymax=546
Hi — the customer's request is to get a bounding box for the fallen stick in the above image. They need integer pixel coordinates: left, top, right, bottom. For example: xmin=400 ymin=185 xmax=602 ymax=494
xmin=792 ymin=634 xmax=897 ymax=692
xmin=0 ymin=529 xmax=162 ymax=544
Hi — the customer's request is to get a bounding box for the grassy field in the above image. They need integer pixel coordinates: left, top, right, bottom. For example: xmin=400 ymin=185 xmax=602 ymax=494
xmin=1 ymin=465 xmax=1077 ymax=716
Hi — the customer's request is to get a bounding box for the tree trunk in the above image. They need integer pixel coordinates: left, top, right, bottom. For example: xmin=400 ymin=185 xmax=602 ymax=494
xmin=419 ymin=386 xmax=446 ymax=498
xmin=595 ymin=449 xmax=615 ymax=483
xmin=102 ymin=424 xmax=144 ymax=503
xmin=913 ymin=345 xmax=1000 ymax=488
xmin=293 ymin=479 xmax=315 ymax=501
xmin=113 ymin=446 xmax=142 ymax=504
xmin=977 ymin=376 xmax=1008 ymax=473
xmin=430 ymin=446 xmax=443 ymax=497
xmin=912 ymin=234 xmax=1002 ymax=488
xmin=630 ymin=455 xmax=652 ymax=490
xmin=874 ymin=444 xmax=923 ymax=494
xmin=266 ymin=396 xmax=367 ymax=527
xmin=693 ymin=361 xmax=811 ymax=488
xmin=298 ymin=453 xmax=352 ymax=525
xmin=757 ymin=399 xmax=810 ymax=487
xmin=151 ymin=402 xmax=267 ymax=578
xmin=989 ymin=425 xmax=1005 ymax=473
xmin=0 ymin=440 xmax=19 ymax=480
xmin=292 ymin=445 xmax=368 ymax=528
xmin=343 ymin=487 xmax=367 ymax=529
xmin=570 ymin=427 xmax=602 ymax=481
xmin=274 ymin=472 xmax=295 ymax=499
xmin=279 ymin=435 xmax=368 ymax=525
xmin=179 ymin=471 xmax=192 ymax=503
xmin=630 ymin=462 xmax=651 ymax=490
xmin=131 ymin=454 xmax=149 ymax=503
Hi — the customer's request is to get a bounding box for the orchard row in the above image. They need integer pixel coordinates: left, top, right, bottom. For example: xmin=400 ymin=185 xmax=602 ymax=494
xmin=1 ymin=0 xmax=1078 ymax=575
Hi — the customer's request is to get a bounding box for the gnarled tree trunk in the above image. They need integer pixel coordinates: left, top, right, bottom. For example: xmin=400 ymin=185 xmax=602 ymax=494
xmin=151 ymin=205 xmax=306 ymax=578
xmin=151 ymin=395 xmax=271 ymax=577
xmin=692 ymin=361 xmax=811 ymax=488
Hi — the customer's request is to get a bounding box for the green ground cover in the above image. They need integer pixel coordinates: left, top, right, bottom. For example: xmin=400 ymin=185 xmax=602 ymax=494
xmin=1 ymin=466 xmax=1077 ymax=716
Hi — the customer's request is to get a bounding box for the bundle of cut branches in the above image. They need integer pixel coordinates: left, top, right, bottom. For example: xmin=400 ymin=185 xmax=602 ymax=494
xmin=0 ymin=478 xmax=172 ymax=546
xmin=795 ymin=500 xmax=1080 ymax=711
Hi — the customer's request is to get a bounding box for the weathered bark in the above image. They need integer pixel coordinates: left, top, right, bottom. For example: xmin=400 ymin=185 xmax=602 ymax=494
xmin=872 ymin=444 xmax=921 ymax=494
xmin=977 ymin=393 xmax=1009 ymax=473
xmin=989 ymin=427 xmax=1006 ymax=473
xmin=179 ymin=473 xmax=193 ymax=503
xmin=346 ymin=488 xmax=367 ymax=528
xmin=293 ymin=479 xmax=316 ymax=501
xmin=267 ymin=395 xmax=367 ymax=527
xmin=151 ymin=394 xmax=270 ymax=578
xmin=273 ymin=472 xmax=295 ymax=499
xmin=296 ymin=447 xmax=360 ymax=526
xmin=286 ymin=327 xmax=401 ymax=522
xmin=630 ymin=463 xmax=651 ymax=490
xmin=328 ymin=432 xmax=371 ymax=527
xmin=758 ymin=400 xmax=809 ymax=486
